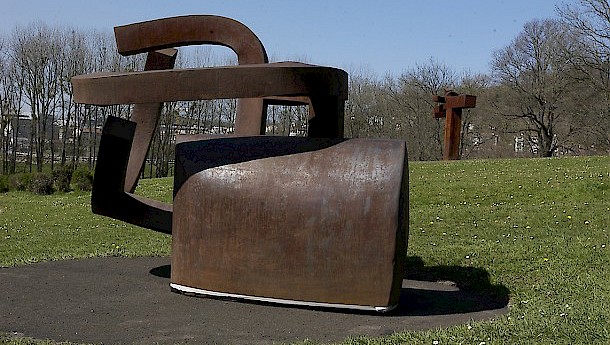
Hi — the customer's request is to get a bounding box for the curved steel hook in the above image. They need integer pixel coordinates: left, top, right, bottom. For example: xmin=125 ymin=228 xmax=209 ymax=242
xmin=118 ymin=15 xmax=270 ymax=193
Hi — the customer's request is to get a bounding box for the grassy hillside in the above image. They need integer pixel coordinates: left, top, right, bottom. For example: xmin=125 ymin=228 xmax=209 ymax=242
xmin=1 ymin=155 xmax=609 ymax=344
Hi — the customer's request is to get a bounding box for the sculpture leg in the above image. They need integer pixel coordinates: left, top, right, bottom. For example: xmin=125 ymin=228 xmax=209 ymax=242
xmin=307 ymin=95 xmax=344 ymax=138
xmin=234 ymin=98 xmax=267 ymax=136
xmin=124 ymin=49 xmax=177 ymax=193
xmin=443 ymin=108 xmax=462 ymax=160
xmin=93 ymin=117 xmax=172 ymax=234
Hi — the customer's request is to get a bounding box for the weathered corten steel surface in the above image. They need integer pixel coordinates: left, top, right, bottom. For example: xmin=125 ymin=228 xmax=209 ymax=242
xmin=72 ymin=15 xmax=409 ymax=311
xmin=72 ymin=63 xmax=348 ymax=139
xmin=433 ymin=91 xmax=477 ymax=160
xmin=72 ymin=63 xmax=347 ymax=105
xmin=172 ymin=136 xmax=408 ymax=307
xmin=125 ymin=49 xmax=177 ymax=193
xmin=92 ymin=116 xmax=172 ymax=233
xmin=114 ymin=14 xmax=269 ymax=137
xmin=114 ymin=15 xmax=268 ymax=63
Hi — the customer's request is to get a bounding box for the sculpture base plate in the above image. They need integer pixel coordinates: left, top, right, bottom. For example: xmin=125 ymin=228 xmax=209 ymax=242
xmin=169 ymin=283 xmax=396 ymax=312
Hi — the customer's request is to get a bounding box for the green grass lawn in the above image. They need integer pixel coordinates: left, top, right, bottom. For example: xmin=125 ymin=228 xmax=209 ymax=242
xmin=1 ymin=155 xmax=609 ymax=344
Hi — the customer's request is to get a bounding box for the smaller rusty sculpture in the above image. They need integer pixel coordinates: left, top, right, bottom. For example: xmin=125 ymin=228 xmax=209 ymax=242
xmin=433 ymin=91 xmax=476 ymax=160
xmin=72 ymin=15 xmax=409 ymax=312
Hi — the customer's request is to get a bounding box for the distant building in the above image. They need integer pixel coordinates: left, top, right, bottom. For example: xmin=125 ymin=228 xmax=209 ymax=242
xmin=0 ymin=113 xmax=60 ymax=151
xmin=515 ymin=135 xmax=525 ymax=152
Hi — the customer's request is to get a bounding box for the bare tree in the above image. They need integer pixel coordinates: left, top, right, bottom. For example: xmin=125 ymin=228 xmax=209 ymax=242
xmin=0 ymin=36 xmax=10 ymax=174
xmin=558 ymin=0 xmax=610 ymax=153
xmin=491 ymin=19 xmax=583 ymax=157
xmin=558 ymin=0 xmax=610 ymax=90
xmin=456 ymin=73 xmax=500 ymax=159
xmin=56 ymin=28 xmax=90 ymax=168
xmin=2 ymin=50 xmax=26 ymax=173
xmin=344 ymin=70 xmax=385 ymax=138
xmin=387 ymin=59 xmax=458 ymax=160
xmin=11 ymin=22 xmax=64 ymax=171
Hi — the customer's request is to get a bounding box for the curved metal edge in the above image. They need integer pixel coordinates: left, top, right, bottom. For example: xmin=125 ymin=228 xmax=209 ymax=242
xmin=172 ymin=136 xmax=347 ymax=198
xmin=113 ymin=15 xmax=268 ymax=64
xmin=124 ymin=49 xmax=177 ymax=194
xmin=169 ymin=283 xmax=398 ymax=313
xmin=389 ymin=141 xmax=409 ymax=307
xmin=113 ymin=15 xmax=269 ymax=136
xmin=71 ymin=64 xmax=348 ymax=105
xmin=92 ymin=116 xmax=172 ymax=234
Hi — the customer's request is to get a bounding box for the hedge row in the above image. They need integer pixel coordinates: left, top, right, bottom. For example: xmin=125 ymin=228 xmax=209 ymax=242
xmin=0 ymin=165 xmax=93 ymax=195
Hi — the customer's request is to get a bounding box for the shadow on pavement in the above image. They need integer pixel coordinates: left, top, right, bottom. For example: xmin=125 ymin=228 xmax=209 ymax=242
xmin=149 ymin=255 xmax=510 ymax=317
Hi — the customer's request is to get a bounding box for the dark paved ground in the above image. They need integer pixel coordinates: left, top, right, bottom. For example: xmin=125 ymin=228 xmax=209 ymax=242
xmin=1 ymin=257 xmax=508 ymax=344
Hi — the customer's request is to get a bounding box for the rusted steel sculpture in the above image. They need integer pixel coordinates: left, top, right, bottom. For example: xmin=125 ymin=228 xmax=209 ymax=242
xmin=72 ymin=15 xmax=409 ymax=312
xmin=433 ymin=91 xmax=476 ymax=160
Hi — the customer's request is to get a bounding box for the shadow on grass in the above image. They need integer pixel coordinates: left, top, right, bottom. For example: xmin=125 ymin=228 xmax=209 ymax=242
xmin=395 ymin=256 xmax=510 ymax=316
xmin=149 ymin=257 xmax=510 ymax=317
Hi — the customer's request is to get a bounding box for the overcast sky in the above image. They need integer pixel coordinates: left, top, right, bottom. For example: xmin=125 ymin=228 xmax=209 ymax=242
xmin=0 ymin=0 xmax=568 ymax=76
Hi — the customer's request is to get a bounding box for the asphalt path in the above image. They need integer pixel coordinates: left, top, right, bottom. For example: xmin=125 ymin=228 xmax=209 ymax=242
xmin=1 ymin=257 xmax=508 ymax=344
